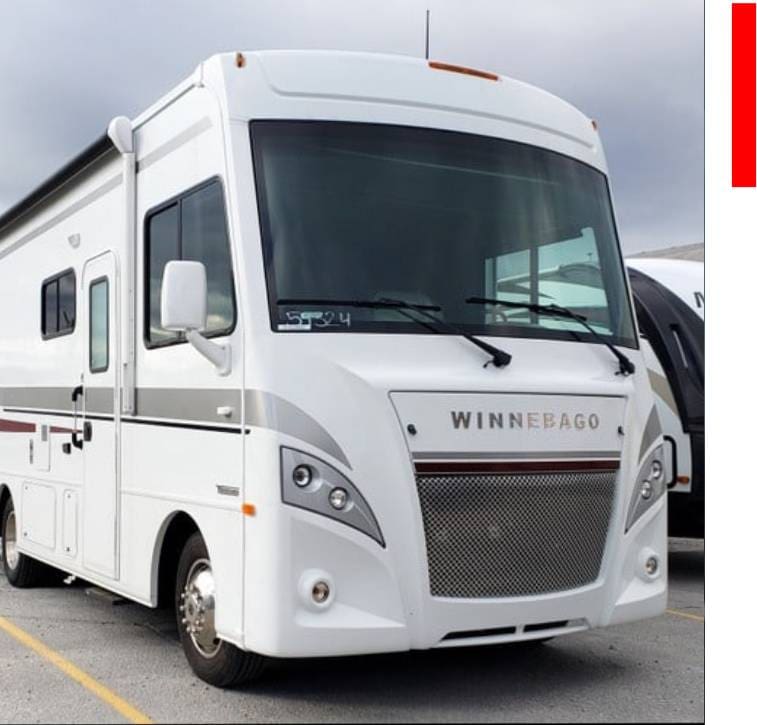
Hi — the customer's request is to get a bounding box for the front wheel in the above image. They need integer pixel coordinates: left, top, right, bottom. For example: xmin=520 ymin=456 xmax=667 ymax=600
xmin=175 ymin=532 xmax=266 ymax=687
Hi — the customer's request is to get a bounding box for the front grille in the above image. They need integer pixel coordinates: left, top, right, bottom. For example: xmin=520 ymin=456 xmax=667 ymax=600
xmin=416 ymin=469 xmax=616 ymax=598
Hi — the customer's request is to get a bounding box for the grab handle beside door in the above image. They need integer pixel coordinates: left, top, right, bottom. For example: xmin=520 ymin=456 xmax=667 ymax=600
xmin=71 ymin=384 xmax=84 ymax=450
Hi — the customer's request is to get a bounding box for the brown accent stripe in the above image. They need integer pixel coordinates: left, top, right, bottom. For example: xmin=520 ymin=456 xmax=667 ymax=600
xmin=0 ymin=418 xmax=36 ymax=433
xmin=415 ymin=459 xmax=620 ymax=475
xmin=50 ymin=426 xmax=75 ymax=434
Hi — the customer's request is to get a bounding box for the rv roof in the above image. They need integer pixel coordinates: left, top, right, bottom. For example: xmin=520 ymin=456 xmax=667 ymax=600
xmin=0 ymin=50 xmax=597 ymax=239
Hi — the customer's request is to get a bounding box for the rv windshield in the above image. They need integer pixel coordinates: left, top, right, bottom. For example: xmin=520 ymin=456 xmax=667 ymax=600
xmin=251 ymin=121 xmax=636 ymax=348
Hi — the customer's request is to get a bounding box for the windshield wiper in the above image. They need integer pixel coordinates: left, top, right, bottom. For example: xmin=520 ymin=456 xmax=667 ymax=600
xmin=466 ymin=296 xmax=635 ymax=376
xmin=277 ymin=297 xmax=512 ymax=368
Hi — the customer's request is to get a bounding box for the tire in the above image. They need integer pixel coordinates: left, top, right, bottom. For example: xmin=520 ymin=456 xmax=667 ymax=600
xmin=2 ymin=497 xmax=47 ymax=587
xmin=175 ymin=532 xmax=266 ymax=687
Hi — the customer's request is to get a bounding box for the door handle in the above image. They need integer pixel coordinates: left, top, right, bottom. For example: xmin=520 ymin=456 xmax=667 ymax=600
xmin=71 ymin=385 xmax=84 ymax=450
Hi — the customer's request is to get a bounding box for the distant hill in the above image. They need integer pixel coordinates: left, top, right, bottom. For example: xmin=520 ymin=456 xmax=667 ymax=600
xmin=628 ymin=243 xmax=704 ymax=261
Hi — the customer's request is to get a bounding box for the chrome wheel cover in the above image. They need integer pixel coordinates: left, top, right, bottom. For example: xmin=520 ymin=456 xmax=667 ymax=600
xmin=180 ymin=558 xmax=221 ymax=658
xmin=4 ymin=510 xmax=19 ymax=570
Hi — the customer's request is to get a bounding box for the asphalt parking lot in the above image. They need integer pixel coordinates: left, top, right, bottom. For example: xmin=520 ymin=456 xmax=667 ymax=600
xmin=0 ymin=538 xmax=703 ymax=723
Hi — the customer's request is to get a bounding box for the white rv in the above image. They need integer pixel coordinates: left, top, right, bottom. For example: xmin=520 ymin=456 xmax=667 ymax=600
xmin=627 ymin=259 xmax=704 ymax=537
xmin=0 ymin=51 xmax=668 ymax=686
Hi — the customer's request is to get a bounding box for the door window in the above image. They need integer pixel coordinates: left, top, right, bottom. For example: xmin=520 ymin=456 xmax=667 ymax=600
xmin=89 ymin=278 xmax=109 ymax=373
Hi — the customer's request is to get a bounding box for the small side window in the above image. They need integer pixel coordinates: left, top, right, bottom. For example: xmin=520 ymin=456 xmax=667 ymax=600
xmin=42 ymin=269 xmax=76 ymax=339
xmin=89 ymin=278 xmax=109 ymax=373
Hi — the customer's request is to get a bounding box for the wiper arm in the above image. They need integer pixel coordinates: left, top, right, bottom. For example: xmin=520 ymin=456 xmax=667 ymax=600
xmin=277 ymin=297 xmax=512 ymax=369
xmin=377 ymin=298 xmax=511 ymax=369
xmin=466 ymin=296 xmax=635 ymax=376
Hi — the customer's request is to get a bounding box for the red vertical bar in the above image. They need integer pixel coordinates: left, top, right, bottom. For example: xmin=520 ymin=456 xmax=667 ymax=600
xmin=733 ymin=3 xmax=756 ymax=187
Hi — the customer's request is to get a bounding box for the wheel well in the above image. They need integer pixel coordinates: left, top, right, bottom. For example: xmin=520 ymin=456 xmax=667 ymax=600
xmin=156 ymin=512 xmax=200 ymax=609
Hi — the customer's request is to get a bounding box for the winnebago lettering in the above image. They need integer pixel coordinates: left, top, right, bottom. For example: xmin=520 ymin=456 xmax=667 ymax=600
xmin=450 ymin=411 xmax=602 ymax=430
xmin=0 ymin=51 xmax=669 ymax=687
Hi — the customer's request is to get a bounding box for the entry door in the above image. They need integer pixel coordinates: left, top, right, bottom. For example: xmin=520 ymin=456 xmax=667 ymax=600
xmin=81 ymin=253 xmax=119 ymax=579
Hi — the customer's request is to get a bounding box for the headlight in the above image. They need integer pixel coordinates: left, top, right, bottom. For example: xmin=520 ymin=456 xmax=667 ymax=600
xmin=292 ymin=464 xmax=313 ymax=487
xmin=328 ymin=488 xmax=349 ymax=510
xmin=625 ymin=444 xmax=666 ymax=532
xmin=280 ymin=447 xmax=384 ymax=547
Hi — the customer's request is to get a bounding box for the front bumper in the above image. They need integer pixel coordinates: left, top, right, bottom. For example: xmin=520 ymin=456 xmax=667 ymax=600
xmin=241 ymin=496 xmax=667 ymax=658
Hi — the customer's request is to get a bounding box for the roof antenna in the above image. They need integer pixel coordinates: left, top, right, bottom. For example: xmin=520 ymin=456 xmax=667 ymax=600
xmin=425 ymin=9 xmax=430 ymax=59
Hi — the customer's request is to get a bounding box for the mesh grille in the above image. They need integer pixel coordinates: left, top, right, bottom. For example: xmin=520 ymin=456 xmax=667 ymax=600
xmin=416 ymin=470 xmax=616 ymax=598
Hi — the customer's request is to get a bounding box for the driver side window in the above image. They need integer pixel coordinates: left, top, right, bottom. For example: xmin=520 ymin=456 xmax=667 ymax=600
xmin=144 ymin=179 xmax=236 ymax=348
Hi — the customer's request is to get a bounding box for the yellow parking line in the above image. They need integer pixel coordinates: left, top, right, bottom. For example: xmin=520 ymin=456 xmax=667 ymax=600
xmin=0 ymin=614 xmax=152 ymax=724
xmin=666 ymin=608 xmax=704 ymax=623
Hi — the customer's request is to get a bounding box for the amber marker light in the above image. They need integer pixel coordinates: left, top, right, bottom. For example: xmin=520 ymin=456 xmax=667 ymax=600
xmin=677 ymin=475 xmax=691 ymax=485
xmin=428 ymin=60 xmax=499 ymax=81
xmin=241 ymin=503 xmax=256 ymax=517
xmin=235 ymin=52 xmax=246 ymax=68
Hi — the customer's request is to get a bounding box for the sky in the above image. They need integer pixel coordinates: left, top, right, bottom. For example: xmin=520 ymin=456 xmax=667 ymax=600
xmin=0 ymin=0 xmax=703 ymax=254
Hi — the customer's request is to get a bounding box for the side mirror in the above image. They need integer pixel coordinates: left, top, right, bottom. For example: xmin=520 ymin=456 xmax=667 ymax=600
xmin=160 ymin=260 xmax=230 ymax=376
xmin=161 ymin=260 xmax=207 ymax=332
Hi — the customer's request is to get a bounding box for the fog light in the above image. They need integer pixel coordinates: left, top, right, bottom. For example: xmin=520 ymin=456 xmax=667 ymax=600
xmin=312 ymin=581 xmax=330 ymax=604
xmin=329 ymin=487 xmax=348 ymax=510
xmin=293 ymin=465 xmax=313 ymax=487
xmin=640 ymin=480 xmax=653 ymax=500
xmin=645 ymin=555 xmax=659 ymax=576
xmin=650 ymin=460 xmax=663 ymax=480
xmin=299 ymin=570 xmax=336 ymax=611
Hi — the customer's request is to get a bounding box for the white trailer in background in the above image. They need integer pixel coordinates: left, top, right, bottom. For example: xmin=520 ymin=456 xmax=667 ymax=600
xmin=1 ymin=51 xmax=668 ymax=686
xmin=626 ymin=259 xmax=704 ymax=538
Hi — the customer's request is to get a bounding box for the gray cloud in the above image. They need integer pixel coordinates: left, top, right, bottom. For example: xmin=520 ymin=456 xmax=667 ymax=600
xmin=0 ymin=0 xmax=702 ymax=253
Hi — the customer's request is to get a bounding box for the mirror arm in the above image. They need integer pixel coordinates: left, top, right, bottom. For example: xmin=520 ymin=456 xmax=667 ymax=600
xmin=186 ymin=330 xmax=231 ymax=376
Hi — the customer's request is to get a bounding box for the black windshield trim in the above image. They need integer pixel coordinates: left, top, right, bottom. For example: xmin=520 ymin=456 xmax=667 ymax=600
xmin=250 ymin=120 xmax=638 ymax=350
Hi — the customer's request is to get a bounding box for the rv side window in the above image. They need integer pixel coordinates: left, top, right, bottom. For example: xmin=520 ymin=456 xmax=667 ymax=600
xmin=144 ymin=179 xmax=235 ymax=347
xmin=89 ymin=278 xmax=109 ymax=373
xmin=41 ymin=269 xmax=76 ymax=339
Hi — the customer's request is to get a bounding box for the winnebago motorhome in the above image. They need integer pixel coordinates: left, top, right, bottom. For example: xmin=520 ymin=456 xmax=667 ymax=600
xmin=627 ymin=258 xmax=704 ymax=537
xmin=0 ymin=51 xmax=669 ymax=686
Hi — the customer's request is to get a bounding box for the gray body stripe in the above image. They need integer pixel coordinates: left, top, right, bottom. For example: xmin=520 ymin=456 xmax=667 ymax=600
xmin=245 ymin=390 xmax=350 ymax=469
xmin=136 ymin=387 xmax=241 ymax=425
xmin=0 ymin=174 xmax=122 ymax=261
xmin=0 ymin=387 xmax=114 ymax=416
xmin=638 ymin=406 xmax=662 ymax=462
xmin=86 ymin=388 xmax=115 ymax=415
xmin=136 ymin=117 xmax=213 ymax=173
xmin=648 ymin=370 xmax=679 ymax=417
xmin=0 ymin=387 xmax=72 ymax=411
xmin=412 ymin=450 xmax=621 ymax=461
xmin=0 ymin=386 xmax=349 ymax=468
